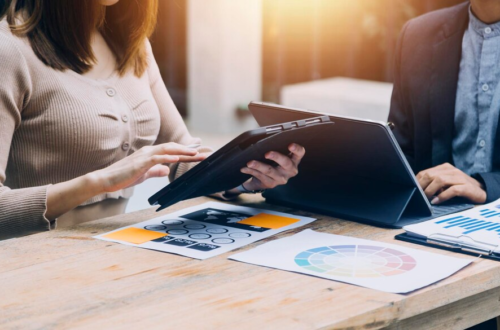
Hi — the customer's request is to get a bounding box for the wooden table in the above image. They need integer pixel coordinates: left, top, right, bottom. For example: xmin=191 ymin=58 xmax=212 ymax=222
xmin=2 ymin=195 xmax=500 ymax=330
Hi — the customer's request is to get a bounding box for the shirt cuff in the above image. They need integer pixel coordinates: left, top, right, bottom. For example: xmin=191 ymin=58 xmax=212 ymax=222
xmin=209 ymin=191 xmax=241 ymax=201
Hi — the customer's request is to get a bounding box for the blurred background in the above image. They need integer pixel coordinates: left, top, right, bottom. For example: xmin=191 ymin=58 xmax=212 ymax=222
xmin=151 ymin=0 xmax=464 ymax=129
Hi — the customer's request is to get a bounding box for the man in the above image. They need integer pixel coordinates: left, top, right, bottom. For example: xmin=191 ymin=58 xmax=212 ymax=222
xmin=389 ymin=0 xmax=500 ymax=206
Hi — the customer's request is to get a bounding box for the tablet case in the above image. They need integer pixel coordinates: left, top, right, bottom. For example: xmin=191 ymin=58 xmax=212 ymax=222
xmin=148 ymin=116 xmax=334 ymax=210
xmin=248 ymin=102 xmax=472 ymax=229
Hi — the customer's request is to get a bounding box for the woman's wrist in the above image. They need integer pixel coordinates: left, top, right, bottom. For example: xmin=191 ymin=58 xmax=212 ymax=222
xmin=84 ymin=171 xmax=106 ymax=196
xmin=45 ymin=172 xmax=105 ymax=221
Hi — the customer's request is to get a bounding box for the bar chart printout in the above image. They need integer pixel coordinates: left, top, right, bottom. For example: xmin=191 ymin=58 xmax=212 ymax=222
xmin=433 ymin=209 xmax=500 ymax=235
xmin=403 ymin=199 xmax=500 ymax=244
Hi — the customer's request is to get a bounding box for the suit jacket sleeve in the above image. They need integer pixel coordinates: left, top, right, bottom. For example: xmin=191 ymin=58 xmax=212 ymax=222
xmin=474 ymin=173 xmax=500 ymax=202
xmin=388 ymin=21 xmax=416 ymax=171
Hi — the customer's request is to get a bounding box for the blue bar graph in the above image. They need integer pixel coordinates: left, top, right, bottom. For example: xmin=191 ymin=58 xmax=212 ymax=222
xmin=487 ymin=225 xmax=500 ymax=231
xmin=459 ymin=220 xmax=483 ymax=228
xmin=435 ymin=215 xmax=465 ymax=224
xmin=481 ymin=211 xmax=497 ymax=216
xmin=463 ymin=221 xmax=487 ymax=229
xmin=463 ymin=223 xmax=499 ymax=234
xmin=434 ymin=210 xmax=500 ymax=235
xmin=479 ymin=209 xmax=500 ymax=219
xmin=443 ymin=218 xmax=474 ymax=228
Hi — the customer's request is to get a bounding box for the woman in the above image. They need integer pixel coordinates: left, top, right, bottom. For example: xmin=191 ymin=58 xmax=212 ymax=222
xmin=0 ymin=0 xmax=305 ymax=239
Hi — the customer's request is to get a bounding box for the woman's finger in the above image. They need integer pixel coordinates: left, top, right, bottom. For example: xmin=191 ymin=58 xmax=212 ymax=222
xmin=289 ymin=143 xmax=305 ymax=165
xmin=127 ymin=165 xmax=170 ymax=188
xmin=265 ymin=151 xmax=294 ymax=171
xmin=176 ymin=153 xmax=208 ymax=163
xmin=147 ymin=154 xmax=180 ymax=166
xmin=145 ymin=153 xmax=206 ymax=165
xmin=146 ymin=164 xmax=171 ymax=178
xmin=151 ymin=143 xmax=199 ymax=157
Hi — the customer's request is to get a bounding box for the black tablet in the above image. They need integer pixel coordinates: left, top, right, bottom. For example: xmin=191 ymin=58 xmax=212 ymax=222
xmin=148 ymin=116 xmax=334 ymax=211
xmin=248 ymin=102 xmax=473 ymax=228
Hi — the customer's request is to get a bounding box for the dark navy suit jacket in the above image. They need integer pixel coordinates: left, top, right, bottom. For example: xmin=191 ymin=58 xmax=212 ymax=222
xmin=389 ymin=1 xmax=500 ymax=202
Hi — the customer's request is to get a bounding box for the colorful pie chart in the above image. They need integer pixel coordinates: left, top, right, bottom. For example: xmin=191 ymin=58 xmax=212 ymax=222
xmin=294 ymin=245 xmax=417 ymax=278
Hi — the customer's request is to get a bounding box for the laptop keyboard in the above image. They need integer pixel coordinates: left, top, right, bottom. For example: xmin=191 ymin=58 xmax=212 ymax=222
xmin=431 ymin=204 xmax=473 ymax=217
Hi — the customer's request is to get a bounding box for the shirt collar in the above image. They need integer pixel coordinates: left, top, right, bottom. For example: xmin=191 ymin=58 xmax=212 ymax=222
xmin=469 ymin=5 xmax=500 ymax=38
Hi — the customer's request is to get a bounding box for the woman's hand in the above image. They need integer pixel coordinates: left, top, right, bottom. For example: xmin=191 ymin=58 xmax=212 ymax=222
xmin=48 ymin=139 xmax=303 ymax=221
xmin=92 ymin=143 xmax=207 ymax=193
xmin=45 ymin=143 xmax=206 ymax=221
xmin=238 ymin=143 xmax=305 ymax=192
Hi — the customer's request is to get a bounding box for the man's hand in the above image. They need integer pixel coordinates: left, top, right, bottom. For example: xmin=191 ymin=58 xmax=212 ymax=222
xmin=239 ymin=143 xmax=305 ymax=191
xmin=416 ymin=163 xmax=487 ymax=205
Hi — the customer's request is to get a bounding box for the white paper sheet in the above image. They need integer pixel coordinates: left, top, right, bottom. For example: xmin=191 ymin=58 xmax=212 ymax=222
xmin=95 ymin=202 xmax=316 ymax=259
xmin=404 ymin=199 xmax=500 ymax=249
xmin=229 ymin=229 xmax=472 ymax=293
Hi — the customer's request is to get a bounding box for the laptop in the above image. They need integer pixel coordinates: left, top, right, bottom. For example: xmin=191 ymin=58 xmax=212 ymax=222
xmin=248 ymin=102 xmax=473 ymax=228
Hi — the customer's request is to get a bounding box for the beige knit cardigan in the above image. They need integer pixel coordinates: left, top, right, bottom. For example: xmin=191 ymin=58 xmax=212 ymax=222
xmin=0 ymin=19 xmax=212 ymax=238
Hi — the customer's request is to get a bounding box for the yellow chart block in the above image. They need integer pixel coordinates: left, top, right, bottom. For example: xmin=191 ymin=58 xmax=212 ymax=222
xmin=238 ymin=213 xmax=299 ymax=229
xmin=103 ymin=227 xmax=167 ymax=245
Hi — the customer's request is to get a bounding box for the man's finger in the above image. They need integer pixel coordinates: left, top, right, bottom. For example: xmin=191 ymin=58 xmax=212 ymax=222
xmin=424 ymin=178 xmax=446 ymax=199
xmin=424 ymin=175 xmax=462 ymax=198
xmin=416 ymin=163 xmax=457 ymax=188
xmin=416 ymin=170 xmax=435 ymax=190
xmin=247 ymin=160 xmax=282 ymax=181
xmin=433 ymin=185 xmax=465 ymax=204
xmin=289 ymin=144 xmax=305 ymax=165
xmin=241 ymin=167 xmax=276 ymax=188
xmin=265 ymin=151 xmax=294 ymax=171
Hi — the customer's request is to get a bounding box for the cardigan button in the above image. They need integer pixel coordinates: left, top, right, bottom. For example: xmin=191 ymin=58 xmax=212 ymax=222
xmin=122 ymin=142 xmax=130 ymax=151
xmin=106 ymin=88 xmax=116 ymax=97
xmin=122 ymin=115 xmax=129 ymax=123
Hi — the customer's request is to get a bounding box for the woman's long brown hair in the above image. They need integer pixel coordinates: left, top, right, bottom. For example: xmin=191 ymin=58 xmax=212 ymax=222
xmin=0 ymin=0 xmax=158 ymax=77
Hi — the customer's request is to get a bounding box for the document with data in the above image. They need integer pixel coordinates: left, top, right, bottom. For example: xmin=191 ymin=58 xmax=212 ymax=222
xmin=403 ymin=199 xmax=500 ymax=256
xmin=95 ymin=202 xmax=316 ymax=259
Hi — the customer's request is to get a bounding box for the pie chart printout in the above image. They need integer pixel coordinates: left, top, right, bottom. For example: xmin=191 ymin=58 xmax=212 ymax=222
xmin=294 ymin=245 xmax=417 ymax=278
xmin=230 ymin=230 xmax=472 ymax=293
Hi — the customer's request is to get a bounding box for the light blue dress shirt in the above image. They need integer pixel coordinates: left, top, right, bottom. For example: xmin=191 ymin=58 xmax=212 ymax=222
xmin=453 ymin=7 xmax=500 ymax=175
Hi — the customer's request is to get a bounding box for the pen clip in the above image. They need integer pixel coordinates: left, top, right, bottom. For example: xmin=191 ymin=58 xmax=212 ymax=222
xmin=427 ymin=233 xmax=499 ymax=255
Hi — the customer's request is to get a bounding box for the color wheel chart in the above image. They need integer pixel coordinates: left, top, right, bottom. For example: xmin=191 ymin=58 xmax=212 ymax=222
xmin=434 ymin=208 xmax=500 ymax=235
xmin=294 ymin=245 xmax=416 ymax=278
